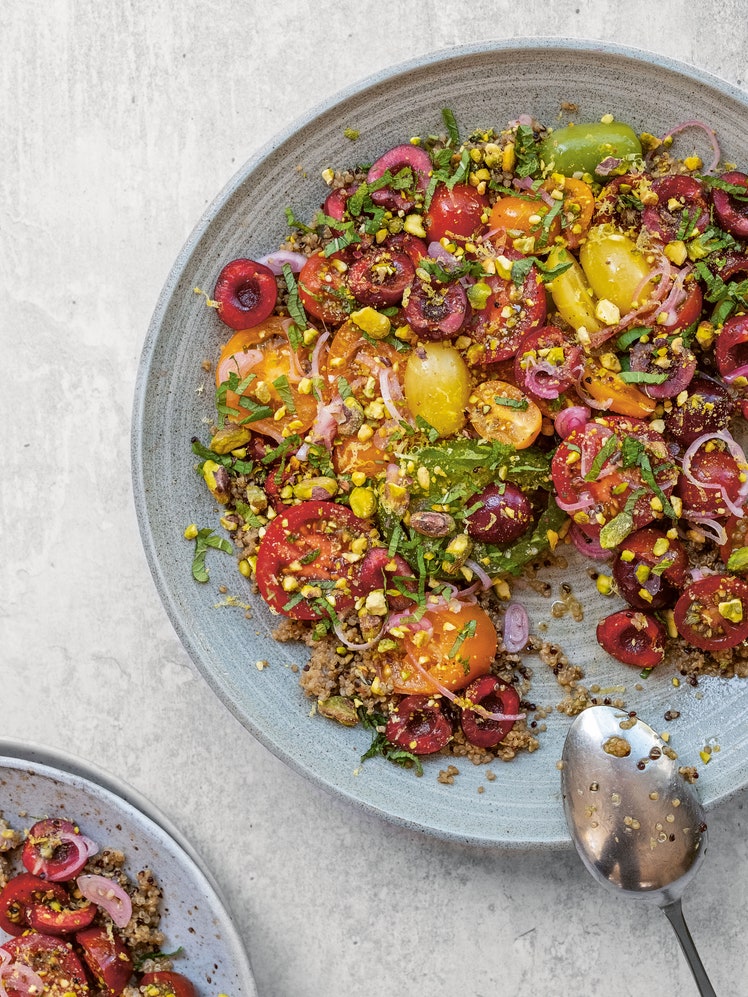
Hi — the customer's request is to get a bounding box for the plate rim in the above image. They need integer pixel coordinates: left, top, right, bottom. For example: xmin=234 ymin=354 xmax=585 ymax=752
xmin=0 ymin=738 xmax=258 ymax=996
xmin=131 ymin=38 xmax=748 ymax=850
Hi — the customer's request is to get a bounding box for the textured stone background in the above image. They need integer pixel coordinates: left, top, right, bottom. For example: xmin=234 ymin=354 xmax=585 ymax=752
xmin=3 ymin=2 xmax=748 ymax=995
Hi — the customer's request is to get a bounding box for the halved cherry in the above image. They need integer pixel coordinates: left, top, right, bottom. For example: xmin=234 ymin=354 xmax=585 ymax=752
xmin=138 ymin=972 xmax=197 ymax=997
xmin=642 ymin=175 xmax=709 ymax=242
xmin=513 ymin=324 xmax=584 ymax=401
xmin=715 ymin=313 xmax=748 ymax=386
xmin=353 ymin=548 xmax=416 ymax=612
xmin=710 ymin=171 xmax=748 ymax=237
xmin=22 ymin=819 xmax=95 ymax=882
xmin=0 ymin=873 xmax=68 ymax=936
xmin=213 ymin=258 xmax=278 ymax=331
xmin=403 ymin=276 xmax=468 ymax=340
xmin=460 ymin=675 xmax=521 ymax=748
xmin=465 ymin=483 xmax=533 ymax=545
xmin=677 ymin=440 xmax=745 ymax=518
xmin=2 ymin=934 xmax=89 ymax=997
xmin=347 ymin=248 xmax=415 ymax=307
xmin=663 ymin=372 xmax=734 ymax=446
xmin=612 ymin=527 xmax=688 ymax=611
xmin=385 ymin=695 xmax=452 ymax=755
xmin=76 ymin=926 xmax=134 ymax=995
xmin=629 ymin=332 xmax=696 ymax=398
xmin=596 ymin=609 xmax=666 ymax=668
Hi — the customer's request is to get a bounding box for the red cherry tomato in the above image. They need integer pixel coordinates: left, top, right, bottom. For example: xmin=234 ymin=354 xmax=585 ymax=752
xmin=255 ymin=501 xmax=374 ymax=620
xmin=0 ymin=873 xmax=68 ymax=936
xmin=385 ymin=695 xmax=453 ymax=755
xmin=660 ymin=278 xmax=703 ymax=333
xmin=460 ymin=675 xmax=521 ymax=748
xmin=673 ymin=574 xmax=748 ymax=651
xmin=297 ymin=251 xmax=351 ymax=325
xmin=612 ymin=527 xmax=688 ymax=611
xmin=21 ymin=820 xmax=92 ymax=882
xmin=469 ymin=255 xmax=547 ymax=363
xmin=27 ymin=899 xmax=97 ymax=936
xmin=213 ymin=258 xmax=278 ymax=331
xmin=596 ymin=609 xmax=667 ymax=668
xmin=76 ymin=926 xmax=134 ymax=995
xmin=139 ymin=972 xmax=197 ymax=997
xmin=424 ymin=183 xmax=489 ymax=245
xmin=721 ymin=515 xmax=748 ymax=567
xmin=2 ymin=933 xmax=89 ymax=997
xmin=551 ymin=416 xmax=678 ymax=540
xmin=354 ymin=548 xmax=416 ymax=613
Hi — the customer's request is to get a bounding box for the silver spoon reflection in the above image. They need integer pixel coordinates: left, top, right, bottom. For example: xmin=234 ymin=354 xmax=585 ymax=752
xmin=561 ymin=705 xmax=716 ymax=997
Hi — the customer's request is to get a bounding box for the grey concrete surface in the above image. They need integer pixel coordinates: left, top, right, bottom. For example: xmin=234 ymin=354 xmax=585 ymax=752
xmin=3 ymin=2 xmax=748 ymax=995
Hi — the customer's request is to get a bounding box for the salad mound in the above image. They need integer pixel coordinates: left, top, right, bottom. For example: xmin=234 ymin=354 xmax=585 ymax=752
xmin=190 ymin=108 xmax=748 ymax=773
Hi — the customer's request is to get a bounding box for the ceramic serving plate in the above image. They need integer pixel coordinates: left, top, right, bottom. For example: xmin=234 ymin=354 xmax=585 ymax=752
xmin=0 ymin=740 xmax=257 ymax=996
xmin=132 ymin=39 xmax=748 ymax=848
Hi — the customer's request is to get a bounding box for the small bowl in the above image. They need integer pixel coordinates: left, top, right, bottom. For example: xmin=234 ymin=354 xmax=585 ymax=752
xmin=0 ymin=739 xmax=257 ymax=995
xmin=132 ymin=39 xmax=748 ymax=848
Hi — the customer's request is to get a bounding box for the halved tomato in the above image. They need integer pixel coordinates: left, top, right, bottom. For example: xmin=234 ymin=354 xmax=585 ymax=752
xmin=673 ymin=574 xmax=748 ymax=651
xmin=424 ymin=183 xmax=489 ymax=245
xmin=383 ymin=602 xmax=497 ymax=695
xmin=467 ymin=380 xmax=542 ymax=449
xmin=2 ymin=934 xmax=89 ymax=997
xmin=138 ymin=972 xmax=197 ymax=997
xmin=255 ymin=501 xmax=376 ymax=620
xmin=297 ymin=251 xmax=352 ymax=324
xmin=215 ymin=316 xmax=319 ymax=440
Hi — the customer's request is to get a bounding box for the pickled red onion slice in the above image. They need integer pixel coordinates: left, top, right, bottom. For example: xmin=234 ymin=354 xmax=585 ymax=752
xmin=256 ymin=250 xmax=308 ymax=274
xmin=77 ymin=874 xmax=132 ymax=928
xmin=502 ymin=602 xmax=530 ymax=654
xmin=0 ymin=952 xmax=45 ymax=997
xmin=660 ymin=120 xmax=721 ymax=174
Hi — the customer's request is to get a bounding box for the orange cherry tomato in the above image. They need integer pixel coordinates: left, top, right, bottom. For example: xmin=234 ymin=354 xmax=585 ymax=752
xmin=488 ymin=194 xmax=561 ymax=252
xmin=385 ymin=602 xmax=497 ymax=695
xmin=215 ymin=317 xmax=318 ymax=439
xmin=325 ymin=319 xmax=404 ymax=388
xmin=541 ymin=176 xmax=595 ymax=249
xmin=467 ymin=379 xmax=543 ymax=449
xmin=576 ymin=358 xmax=657 ymax=419
xmin=333 ymin=435 xmax=391 ymax=478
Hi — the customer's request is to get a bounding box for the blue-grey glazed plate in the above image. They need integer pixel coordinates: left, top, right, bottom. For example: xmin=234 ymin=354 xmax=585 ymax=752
xmin=0 ymin=739 xmax=257 ymax=996
xmin=132 ymin=39 xmax=748 ymax=848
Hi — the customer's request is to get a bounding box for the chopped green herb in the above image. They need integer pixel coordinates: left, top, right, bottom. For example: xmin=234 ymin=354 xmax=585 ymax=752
xmin=494 ymin=395 xmax=529 ymax=411
xmin=514 ymin=123 xmax=540 ymax=178
xmin=618 ymin=370 xmax=669 ymax=384
xmin=442 ymin=107 xmax=460 ymax=147
xmin=448 ymin=618 xmax=477 ymax=659
xmin=188 ymin=528 xmax=234 ymax=583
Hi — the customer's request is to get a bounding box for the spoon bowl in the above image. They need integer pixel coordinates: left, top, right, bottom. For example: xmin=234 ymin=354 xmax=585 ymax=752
xmin=561 ymin=706 xmax=715 ymax=996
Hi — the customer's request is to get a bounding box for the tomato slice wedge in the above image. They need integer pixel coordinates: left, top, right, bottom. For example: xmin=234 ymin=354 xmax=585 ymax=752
xmin=2 ymin=934 xmax=89 ymax=997
xmin=76 ymin=926 xmax=134 ymax=995
xmin=673 ymin=574 xmax=748 ymax=651
xmin=255 ymin=501 xmax=375 ymax=620
xmin=0 ymin=873 xmax=68 ymax=936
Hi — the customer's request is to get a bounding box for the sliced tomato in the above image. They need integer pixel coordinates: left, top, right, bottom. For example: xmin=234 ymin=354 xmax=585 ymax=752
xmin=596 ymin=609 xmax=666 ymax=668
xmin=383 ymin=602 xmax=497 ymax=695
xmin=576 ymin=357 xmax=657 ymax=419
xmin=27 ymin=899 xmax=96 ymax=936
xmin=460 ymin=674 xmax=521 ymax=748
xmin=551 ymin=416 xmax=678 ymax=541
xmin=385 ymin=695 xmax=453 ymax=755
xmin=0 ymin=874 xmax=68 ymax=936
xmin=468 ymin=254 xmax=547 ymax=363
xmin=2 ymin=934 xmax=89 ymax=997
xmin=721 ymin=515 xmax=748 ymax=570
xmin=673 ymin=574 xmax=748 ymax=650
xmin=215 ymin=316 xmax=319 ymax=440
xmin=255 ymin=501 xmax=375 ymax=620
xmin=467 ymin=379 xmax=542 ymax=449
xmin=488 ymin=194 xmax=561 ymax=252
xmin=324 ymin=318 xmax=403 ymax=402
xmin=75 ymin=926 xmax=133 ymax=995
xmin=297 ymin=251 xmax=352 ymax=324
xmin=21 ymin=820 xmax=92 ymax=883
xmin=138 ymin=972 xmax=197 ymax=997
xmin=424 ymin=183 xmax=489 ymax=245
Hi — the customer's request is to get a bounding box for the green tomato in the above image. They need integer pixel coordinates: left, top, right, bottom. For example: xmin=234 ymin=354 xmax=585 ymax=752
xmin=579 ymin=226 xmax=655 ymax=313
xmin=539 ymin=121 xmax=642 ymax=178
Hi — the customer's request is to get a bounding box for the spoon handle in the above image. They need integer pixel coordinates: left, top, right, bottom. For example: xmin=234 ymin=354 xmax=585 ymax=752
xmin=661 ymin=900 xmax=717 ymax=996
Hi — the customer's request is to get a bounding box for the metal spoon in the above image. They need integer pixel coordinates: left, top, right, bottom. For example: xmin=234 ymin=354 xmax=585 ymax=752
xmin=561 ymin=705 xmax=716 ymax=996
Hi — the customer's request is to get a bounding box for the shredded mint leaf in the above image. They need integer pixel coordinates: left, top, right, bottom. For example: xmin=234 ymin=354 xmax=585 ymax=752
xmin=618 ymin=370 xmax=669 ymax=384
xmin=272 ymin=373 xmax=296 ymax=413
xmin=514 ymin=123 xmax=540 ymax=178
xmin=442 ymin=107 xmax=460 ymax=147
xmin=448 ymin=618 xmax=477 ymax=659
xmin=494 ymin=395 xmax=529 ymax=411
xmin=282 ymin=264 xmax=308 ymax=332
xmin=358 ymin=708 xmax=424 ymax=776
xmin=415 ymin=415 xmax=440 ymax=442
xmin=188 ymin=528 xmax=233 ymax=583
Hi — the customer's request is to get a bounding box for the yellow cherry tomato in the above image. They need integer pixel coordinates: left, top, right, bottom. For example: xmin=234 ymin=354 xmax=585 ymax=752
xmin=579 ymin=226 xmax=657 ymax=314
xmin=404 ymin=342 xmax=471 ymax=437
xmin=546 ymin=246 xmax=602 ymax=336
xmin=467 ymin=380 xmax=542 ymax=449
